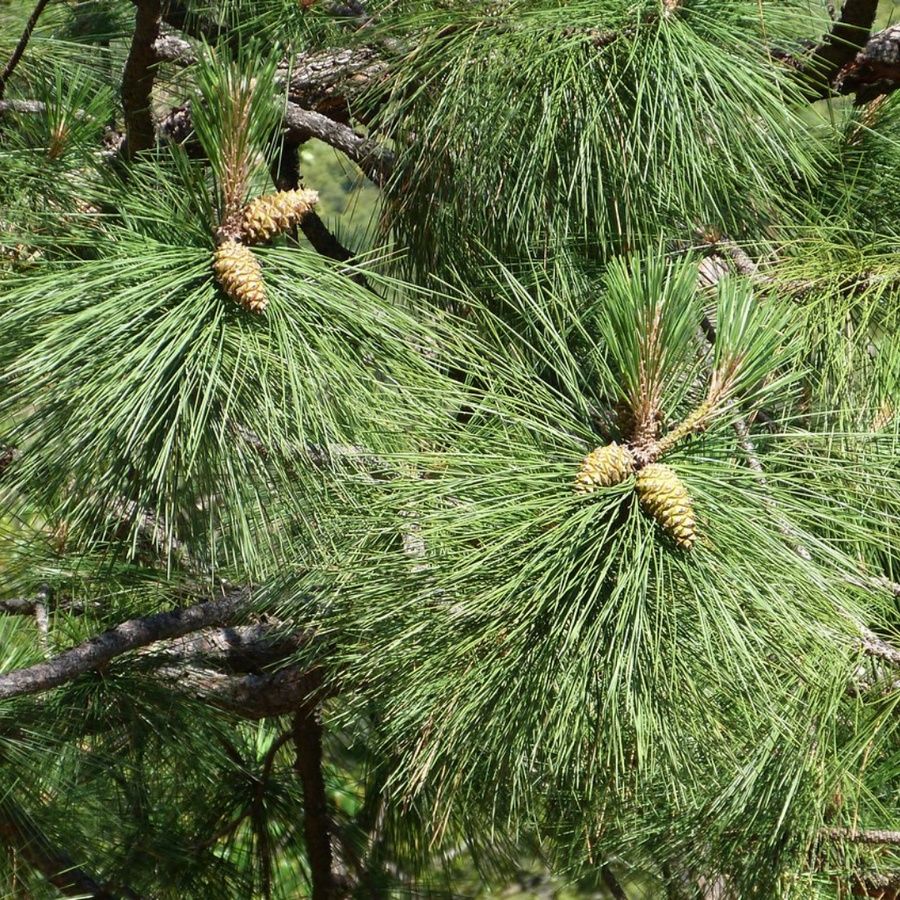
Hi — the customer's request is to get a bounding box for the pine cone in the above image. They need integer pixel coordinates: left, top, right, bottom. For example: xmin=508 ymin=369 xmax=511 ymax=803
xmin=575 ymin=443 xmax=635 ymax=493
xmin=213 ymin=240 xmax=267 ymax=313
xmin=635 ymin=463 xmax=696 ymax=550
xmin=240 ymin=188 xmax=319 ymax=245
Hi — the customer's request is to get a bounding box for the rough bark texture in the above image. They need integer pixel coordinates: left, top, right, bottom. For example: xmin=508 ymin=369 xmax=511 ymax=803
xmin=838 ymin=23 xmax=900 ymax=100
xmin=808 ymin=0 xmax=880 ymax=95
xmin=0 ymin=591 xmax=248 ymax=700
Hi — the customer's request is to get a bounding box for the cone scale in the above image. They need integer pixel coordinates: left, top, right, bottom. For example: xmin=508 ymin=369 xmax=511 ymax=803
xmin=635 ymin=463 xmax=696 ymax=550
xmin=240 ymin=189 xmax=319 ymax=245
xmin=213 ymin=240 xmax=268 ymax=313
xmin=575 ymin=443 xmax=635 ymax=493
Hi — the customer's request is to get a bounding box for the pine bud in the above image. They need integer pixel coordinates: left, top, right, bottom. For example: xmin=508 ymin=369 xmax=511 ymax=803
xmin=635 ymin=463 xmax=696 ymax=550
xmin=240 ymin=188 xmax=318 ymax=245
xmin=575 ymin=443 xmax=635 ymax=493
xmin=213 ymin=240 xmax=267 ymax=313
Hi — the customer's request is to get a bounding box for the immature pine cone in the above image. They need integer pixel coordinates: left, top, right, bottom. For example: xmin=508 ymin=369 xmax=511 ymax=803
xmin=635 ymin=463 xmax=696 ymax=550
xmin=575 ymin=442 xmax=635 ymax=493
xmin=240 ymin=188 xmax=319 ymax=245
xmin=213 ymin=240 xmax=267 ymax=313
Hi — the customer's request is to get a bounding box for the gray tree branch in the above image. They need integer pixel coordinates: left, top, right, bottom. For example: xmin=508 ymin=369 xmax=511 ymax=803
xmin=824 ymin=827 xmax=900 ymax=845
xmin=0 ymin=590 xmax=249 ymax=701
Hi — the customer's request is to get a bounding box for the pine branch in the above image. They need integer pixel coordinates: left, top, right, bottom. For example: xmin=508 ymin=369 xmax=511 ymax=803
xmin=152 ymin=0 xmax=227 ymax=45
xmin=155 ymin=663 xmax=321 ymax=719
xmin=279 ymin=45 xmax=387 ymax=123
xmin=0 ymin=98 xmax=45 ymax=115
xmin=122 ymin=0 xmax=163 ymax=158
xmin=600 ymin=865 xmax=628 ymax=900
xmin=271 ymin=138 xmax=357 ymax=265
xmin=0 ymin=799 xmax=138 ymax=898
xmin=0 ymin=0 xmax=53 ymax=100
xmin=852 ymin=872 xmax=900 ymax=896
xmin=0 ymin=590 xmax=249 ymax=700
xmin=293 ymin=693 xmax=335 ymax=900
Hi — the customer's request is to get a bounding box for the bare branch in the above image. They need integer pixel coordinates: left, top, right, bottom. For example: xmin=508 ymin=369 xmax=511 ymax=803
xmin=0 ymin=0 xmax=53 ymax=100
xmin=283 ymin=102 xmax=394 ymax=186
xmin=122 ymin=0 xmax=163 ymax=158
xmin=0 ymin=590 xmax=248 ymax=701
xmin=279 ymin=45 xmax=387 ymax=123
xmin=293 ymin=693 xmax=336 ymax=900
xmin=838 ymin=23 xmax=900 ymax=101
xmin=151 ymin=0 xmax=227 ymax=45
xmin=824 ymin=827 xmax=900 ymax=845
xmin=155 ymin=663 xmax=321 ymax=719
xmin=805 ymin=0 xmax=879 ymax=98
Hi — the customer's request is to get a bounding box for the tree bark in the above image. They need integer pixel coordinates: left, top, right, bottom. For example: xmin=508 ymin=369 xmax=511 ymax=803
xmin=293 ymin=696 xmax=335 ymax=900
xmin=122 ymin=0 xmax=163 ymax=157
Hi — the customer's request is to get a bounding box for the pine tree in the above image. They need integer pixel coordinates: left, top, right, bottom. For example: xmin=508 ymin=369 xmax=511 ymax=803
xmin=1 ymin=0 xmax=900 ymax=897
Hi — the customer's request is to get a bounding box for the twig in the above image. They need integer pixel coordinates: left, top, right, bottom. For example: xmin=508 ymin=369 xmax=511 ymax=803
xmin=0 ymin=589 xmax=249 ymax=701
xmin=600 ymin=864 xmax=628 ymax=900
xmin=121 ymin=0 xmax=163 ymax=158
xmin=33 ymin=583 xmax=51 ymax=655
xmin=823 ymin=827 xmax=900 ymax=845
xmin=0 ymin=0 xmax=53 ymax=100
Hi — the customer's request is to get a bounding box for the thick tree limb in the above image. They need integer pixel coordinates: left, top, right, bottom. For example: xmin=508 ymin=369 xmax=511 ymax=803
xmin=0 ymin=0 xmax=53 ymax=100
xmin=0 ymin=590 xmax=248 ymax=701
xmin=838 ymin=24 xmax=900 ymax=101
xmin=293 ymin=694 xmax=335 ymax=900
xmin=279 ymin=45 xmax=387 ymax=123
xmin=805 ymin=0 xmax=879 ymax=98
xmin=156 ymin=663 xmax=321 ymax=719
xmin=121 ymin=0 xmax=163 ymax=158
xmin=283 ymin=102 xmax=394 ymax=186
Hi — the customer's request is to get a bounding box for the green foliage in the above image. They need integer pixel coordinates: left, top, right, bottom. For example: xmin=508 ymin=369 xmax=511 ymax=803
xmin=2 ymin=0 xmax=900 ymax=897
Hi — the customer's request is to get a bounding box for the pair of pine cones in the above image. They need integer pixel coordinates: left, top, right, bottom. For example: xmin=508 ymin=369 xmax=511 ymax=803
xmin=212 ymin=188 xmax=318 ymax=313
xmin=576 ymin=443 xmax=696 ymax=550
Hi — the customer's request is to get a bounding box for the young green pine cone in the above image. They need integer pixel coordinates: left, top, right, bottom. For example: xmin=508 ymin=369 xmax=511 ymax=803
xmin=240 ymin=188 xmax=319 ymax=245
xmin=575 ymin=442 xmax=635 ymax=493
xmin=213 ymin=240 xmax=267 ymax=313
xmin=635 ymin=463 xmax=696 ymax=550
